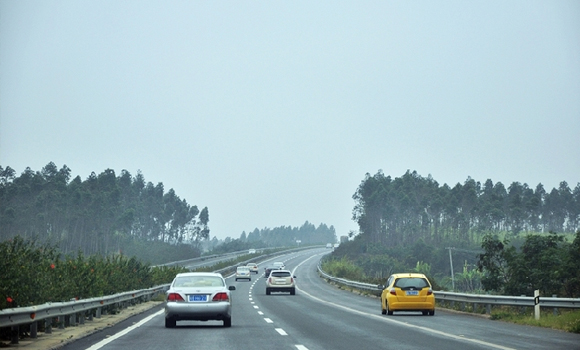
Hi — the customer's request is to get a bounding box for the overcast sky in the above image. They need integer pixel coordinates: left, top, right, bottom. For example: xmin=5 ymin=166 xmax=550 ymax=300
xmin=1 ymin=1 xmax=579 ymax=240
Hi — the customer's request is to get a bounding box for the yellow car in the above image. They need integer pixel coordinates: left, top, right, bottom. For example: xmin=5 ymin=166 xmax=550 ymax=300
xmin=380 ymin=273 xmax=435 ymax=316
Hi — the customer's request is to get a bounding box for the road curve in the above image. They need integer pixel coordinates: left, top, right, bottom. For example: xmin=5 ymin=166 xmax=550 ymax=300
xmin=62 ymin=248 xmax=580 ymax=350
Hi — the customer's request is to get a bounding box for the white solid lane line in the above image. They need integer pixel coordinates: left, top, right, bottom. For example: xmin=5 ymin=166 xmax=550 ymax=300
xmin=85 ymin=310 xmax=164 ymax=350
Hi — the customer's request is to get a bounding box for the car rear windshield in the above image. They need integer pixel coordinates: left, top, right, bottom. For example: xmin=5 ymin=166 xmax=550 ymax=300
xmin=394 ymin=277 xmax=429 ymax=289
xmin=271 ymin=271 xmax=291 ymax=277
xmin=173 ymin=276 xmax=224 ymax=287
xmin=237 ymin=267 xmax=249 ymax=271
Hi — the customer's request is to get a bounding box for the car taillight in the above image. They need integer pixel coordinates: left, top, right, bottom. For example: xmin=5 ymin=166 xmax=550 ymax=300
xmin=167 ymin=293 xmax=185 ymax=302
xmin=268 ymin=278 xmax=272 ymax=284
xmin=212 ymin=292 xmax=229 ymax=302
xmin=389 ymin=288 xmax=397 ymax=296
xmin=427 ymin=289 xmax=433 ymax=295
xmin=290 ymin=278 xmax=294 ymax=283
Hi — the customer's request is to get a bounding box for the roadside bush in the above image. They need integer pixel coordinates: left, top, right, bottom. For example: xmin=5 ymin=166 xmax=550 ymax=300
xmin=0 ymin=236 xmax=184 ymax=310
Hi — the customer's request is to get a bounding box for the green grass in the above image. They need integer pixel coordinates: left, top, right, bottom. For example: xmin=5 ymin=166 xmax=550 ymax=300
xmin=489 ymin=307 xmax=580 ymax=333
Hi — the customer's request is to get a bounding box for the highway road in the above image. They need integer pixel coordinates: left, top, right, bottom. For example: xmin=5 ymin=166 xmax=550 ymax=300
xmin=62 ymin=248 xmax=580 ymax=350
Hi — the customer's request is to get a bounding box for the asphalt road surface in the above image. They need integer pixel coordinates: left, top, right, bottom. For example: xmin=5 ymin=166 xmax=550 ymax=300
xmin=61 ymin=248 xmax=580 ymax=350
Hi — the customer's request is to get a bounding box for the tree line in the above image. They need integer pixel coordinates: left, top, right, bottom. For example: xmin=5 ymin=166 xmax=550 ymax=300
xmin=0 ymin=163 xmax=209 ymax=257
xmin=352 ymin=170 xmax=580 ymax=246
xmin=205 ymin=221 xmax=337 ymax=253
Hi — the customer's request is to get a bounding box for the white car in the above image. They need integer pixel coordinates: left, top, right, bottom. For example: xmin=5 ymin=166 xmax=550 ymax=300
xmin=266 ymin=269 xmax=296 ymax=295
xmin=165 ymin=272 xmax=236 ymax=328
xmin=246 ymin=263 xmax=259 ymax=274
xmin=272 ymin=261 xmax=285 ymax=269
xmin=235 ymin=266 xmax=251 ymax=281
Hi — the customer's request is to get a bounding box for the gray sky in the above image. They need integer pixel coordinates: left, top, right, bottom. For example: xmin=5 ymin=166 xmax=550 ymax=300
xmin=1 ymin=1 xmax=579 ymax=240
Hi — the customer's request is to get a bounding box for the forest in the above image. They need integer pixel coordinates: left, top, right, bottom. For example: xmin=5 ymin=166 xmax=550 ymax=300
xmin=328 ymin=170 xmax=580 ymax=297
xmin=0 ymin=162 xmax=209 ymax=262
xmin=206 ymin=221 xmax=337 ymax=253
xmin=352 ymin=170 xmax=580 ymax=246
xmin=0 ymin=163 xmax=337 ymax=264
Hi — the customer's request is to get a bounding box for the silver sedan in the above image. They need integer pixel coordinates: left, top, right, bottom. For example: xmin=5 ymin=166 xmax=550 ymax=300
xmin=164 ymin=272 xmax=236 ymax=328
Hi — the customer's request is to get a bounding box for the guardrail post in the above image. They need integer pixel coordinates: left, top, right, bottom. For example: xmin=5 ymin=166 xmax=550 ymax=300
xmin=30 ymin=321 xmax=38 ymax=338
xmin=79 ymin=312 xmax=85 ymax=325
xmin=45 ymin=319 xmax=52 ymax=334
xmin=58 ymin=315 xmax=65 ymax=329
xmin=552 ymin=294 xmax=559 ymax=315
xmin=534 ymin=290 xmax=540 ymax=320
xmin=473 ymin=302 xmax=478 ymax=313
xmin=10 ymin=325 xmax=19 ymax=344
xmin=486 ymin=304 xmax=491 ymax=314
xmin=96 ymin=306 xmax=102 ymax=318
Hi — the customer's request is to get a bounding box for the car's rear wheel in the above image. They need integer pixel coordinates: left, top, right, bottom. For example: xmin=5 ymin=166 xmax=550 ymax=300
xmin=165 ymin=318 xmax=176 ymax=328
xmin=429 ymin=310 xmax=435 ymax=316
xmin=290 ymin=288 xmax=295 ymax=295
xmin=386 ymin=302 xmax=393 ymax=315
xmin=266 ymin=288 xmax=271 ymax=295
xmin=223 ymin=317 xmax=232 ymax=327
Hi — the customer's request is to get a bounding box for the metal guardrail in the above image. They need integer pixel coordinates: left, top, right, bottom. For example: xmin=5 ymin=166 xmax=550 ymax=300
xmin=317 ymin=262 xmax=580 ymax=311
xmin=0 ymin=285 xmax=170 ymax=329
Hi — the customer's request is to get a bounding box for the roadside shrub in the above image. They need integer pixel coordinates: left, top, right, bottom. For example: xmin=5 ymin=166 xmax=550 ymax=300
xmin=0 ymin=236 xmax=182 ymax=310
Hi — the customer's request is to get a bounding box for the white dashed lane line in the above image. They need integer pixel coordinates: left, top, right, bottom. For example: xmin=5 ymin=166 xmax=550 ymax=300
xmin=275 ymin=328 xmax=288 ymax=335
xmin=247 ymin=253 xmax=314 ymax=350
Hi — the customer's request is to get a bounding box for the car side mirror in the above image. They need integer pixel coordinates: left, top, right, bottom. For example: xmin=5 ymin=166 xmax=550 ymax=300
xmin=229 ymin=286 xmax=236 ymax=291
xmin=378 ymin=284 xmax=385 ymax=290
xmin=293 ymin=275 xmax=297 ymax=278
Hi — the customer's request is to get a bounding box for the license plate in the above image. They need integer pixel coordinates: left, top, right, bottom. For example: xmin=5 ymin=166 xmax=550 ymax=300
xmin=406 ymin=290 xmax=419 ymax=296
xmin=189 ymin=295 xmax=207 ymax=302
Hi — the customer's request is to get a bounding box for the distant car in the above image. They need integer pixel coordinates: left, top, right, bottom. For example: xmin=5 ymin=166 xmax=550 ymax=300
xmin=165 ymin=272 xmax=236 ymax=328
xmin=380 ymin=273 xmax=435 ymax=316
xmin=266 ymin=269 xmax=296 ymax=295
xmin=326 ymin=243 xmax=332 ymax=248
xmin=235 ymin=266 xmax=251 ymax=281
xmin=246 ymin=262 xmax=259 ymax=274
xmin=263 ymin=265 xmax=282 ymax=278
xmin=248 ymin=249 xmax=256 ymax=254
xmin=272 ymin=261 xmax=285 ymax=269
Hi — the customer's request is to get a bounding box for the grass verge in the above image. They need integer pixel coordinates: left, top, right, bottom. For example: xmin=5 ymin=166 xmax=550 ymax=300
xmin=489 ymin=307 xmax=580 ymax=333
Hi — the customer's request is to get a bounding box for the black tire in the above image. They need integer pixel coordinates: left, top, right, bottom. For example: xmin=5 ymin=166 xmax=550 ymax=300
xmin=235 ymin=278 xmax=238 ymax=281
xmin=429 ymin=310 xmax=435 ymax=316
xmin=290 ymin=288 xmax=295 ymax=295
xmin=266 ymin=288 xmax=271 ymax=295
xmin=381 ymin=307 xmax=386 ymax=315
xmin=165 ymin=318 xmax=176 ymax=328
xmin=223 ymin=317 xmax=232 ymax=327
xmin=422 ymin=311 xmax=428 ymax=315
xmin=386 ymin=303 xmax=393 ymax=315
